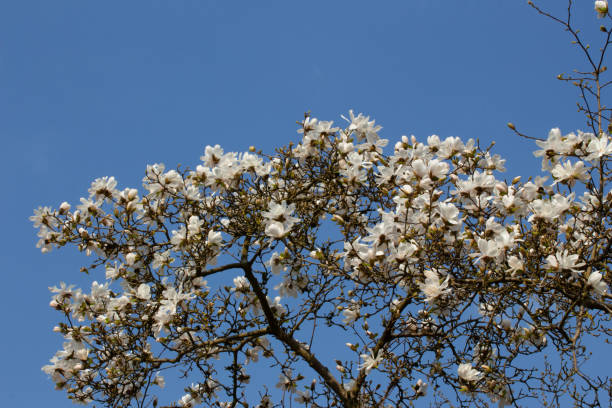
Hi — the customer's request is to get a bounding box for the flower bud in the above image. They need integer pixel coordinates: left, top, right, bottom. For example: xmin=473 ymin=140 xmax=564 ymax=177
xmin=127 ymin=188 xmax=138 ymax=201
xmin=125 ymin=252 xmax=137 ymax=266
xmin=595 ymin=0 xmax=608 ymax=17
xmin=495 ymin=182 xmax=508 ymax=194
xmin=59 ymin=202 xmax=71 ymax=214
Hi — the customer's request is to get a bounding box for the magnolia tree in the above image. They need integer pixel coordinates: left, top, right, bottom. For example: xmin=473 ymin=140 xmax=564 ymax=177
xmin=33 ymin=2 xmax=611 ymax=408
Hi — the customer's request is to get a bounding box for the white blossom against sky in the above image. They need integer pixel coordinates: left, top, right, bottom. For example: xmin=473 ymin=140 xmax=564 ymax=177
xmin=0 ymin=0 xmax=607 ymax=406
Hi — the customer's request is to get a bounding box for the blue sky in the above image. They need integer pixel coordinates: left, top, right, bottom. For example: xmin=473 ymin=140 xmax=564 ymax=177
xmin=1 ymin=0 xmax=607 ymax=406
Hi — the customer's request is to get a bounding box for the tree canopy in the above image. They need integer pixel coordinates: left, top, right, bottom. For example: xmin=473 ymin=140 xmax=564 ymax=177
xmin=33 ymin=2 xmax=611 ymax=407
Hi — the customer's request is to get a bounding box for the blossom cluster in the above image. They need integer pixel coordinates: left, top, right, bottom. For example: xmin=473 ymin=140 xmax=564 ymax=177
xmin=33 ymin=110 xmax=610 ymax=407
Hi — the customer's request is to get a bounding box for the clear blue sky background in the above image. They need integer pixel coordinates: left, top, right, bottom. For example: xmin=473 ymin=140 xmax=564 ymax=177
xmin=1 ymin=0 xmax=607 ymax=406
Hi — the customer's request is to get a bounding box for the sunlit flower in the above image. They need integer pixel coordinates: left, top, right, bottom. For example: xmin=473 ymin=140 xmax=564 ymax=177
xmin=507 ymin=255 xmax=524 ymax=275
xmin=295 ymin=389 xmax=313 ymax=403
xmin=595 ymin=0 xmax=608 ymax=17
xmin=136 ymin=283 xmax=151 ymax=300
xmin=360 ymin=349 xmax=382 ymax=374
xmin=414 ymin=379 xmax=428 ymax=396
xmin=458 ymin=363 xmax=484 ymax=382
xmin=233 ymin=276 xmax=250 ymax=293
xmin=342 ymin=305 xmax=360 ymax=325
xmin=586 ymin=134 xmax=612 ymax=159
xmin=587 ymin=271 xmax=608 ymax=296
xmin=551 ymin=160 xmax=588 ymax=186
xmin=418 ymin=269 xmax=451 ymax=302
xmin=546 ymin=250 xmax=585 ymax=276
xmin=438 ymin=202 xmax=460 ymax=225
xmin=262 ymin=201 xmax=300 ymax=238
xmin=276 ymin=370 xmax=295 ymax=391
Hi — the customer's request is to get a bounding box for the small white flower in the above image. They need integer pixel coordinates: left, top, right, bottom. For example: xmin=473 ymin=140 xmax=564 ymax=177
xmin=414 ymin=379 xmax=428 ymax=396
xmin=507 ymin=255 xmax=524 ymax=275
xmin=551 ymin=161 xmax=588 ymax=186
xmin=262 ymin=201 xmax=300 ymax=236
xmin=276 ymin=370 xmax=295 ymax=391
xmin=206 ymin=230 xmax=223 ymax=246
xmin=265 ymin=221 xmax=287 ymax=239
xmin=342 ymin=306 xmax=360 ymax=325
xmin=59 ymin=201 xmax=71 ymax=213
xmin=359 ymin=349 xmax=382 ymax=374
xmin=187 ymin=215 xmax=203 ymax=235
xmin=418 ymin=269 xmax=451 ymax=302
xmin=154 ymin=374 xmax=165 ymax=388
xmin=471 ymin=238 xmax=501 ymax=263
xmin=105 ymin=264 xmax=120 ymax=280
xmin=546 ymin=250 xmax=585 ymax=276
xmin=587 ymin=271 xmax=609 ymax=296
xmin=586 ymin=134 xmax=612 ymax=159
xmin=233 ymin=276 xmax=250 ymax=293
xmin=438 ymin=202 xmax=460 ymax=225
xmin=458 ymin=363 xmax=484 ymax=382
xmin=136 ymin=283 xmax=151 ymax=300
xmin=75 ymin=347 xmax=89 ymax=361
xmin=295 ymin=389 xmax=312 ymax=403
xmin=125 ymin=252 xmax=137 ymax=266
xmin=595 ymin=0 xmax=608 ymax=17
xmin=268 ymin=252 xmax=283 ymax=275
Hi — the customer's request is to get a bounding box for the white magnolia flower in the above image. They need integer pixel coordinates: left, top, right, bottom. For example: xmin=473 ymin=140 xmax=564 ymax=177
xmin=88 ymin=176 xmax=118 ymax=200
xmin=262 ymin=201 xmax=299 ymax=226
xmin=171 ymin=227 xmax=188 ymax=248
xmin=275 ymin=278 xmax=301 ymax=298
xmin=360 ymin=349 xmax=382 ymax=374
xmin=458 ymin=363 xmax=484 ymax=382
xmin=206 ymin=230 xmax=223 ymax=246
xmin=414 ymin=379 xmax=428 ymax=396
xmin=136 ymin=283 xmax=151 ymax=300
xmin=265 ymin=221 xmax=287 ymax=239
xmin=125 ymin=252 xmax=137 ymax=266
xmin=551 ymin=160 xmax=588 ymax=186
xmin=586 ymin=134 xmax=612 ymax=159
xmin=471 ymin=238 xmax=502 ymax=263
xmin=105 ymin=264 xmax=120 ymax=280
xmin=179 ymin=385 xmax=202 ymax=408
xmin=418 ymin=269 xmax=451 ymax=302
xmin=77 ymin=197 xmax=102 ymax=215
xmin=59 ymin=201 xmax=71 ymax=213
xmin=233 ymin=276 xmax=250 ymax=293
xmin=438 ymin=202 xmax=460 ymax=225
xmin=546 ymin=250 xmax=585 ymax=276
xmin=342 ymin=305 xmax=360 ymax=325
xmin=295 ymin=389 xmax=313 ymax=403
xmin=268 ymin=252 xmax=283 ymax=275
xmin=507 ymin=255 xmax=524 ymax=275
xmin=268 ymin=296 xmax=286 ymax=316
xmin=187 ymin=215 xmax=203 ymax=235
xmin=595 ymin=0 xmax=608 ymax=17
xmin=154 ymin=374 xmax=165 ymax=388
xmin=343 ymin=110 xmax=382 ymax=144
xmin=276 ymin=370 xmax=295 ymax=391
xmin=587 ymin=271 xmax=609 ymax=296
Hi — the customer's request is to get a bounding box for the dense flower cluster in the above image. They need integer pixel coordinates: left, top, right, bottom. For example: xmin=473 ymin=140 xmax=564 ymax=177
xmin=32 ymin=107 xmax=611 ymax=407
